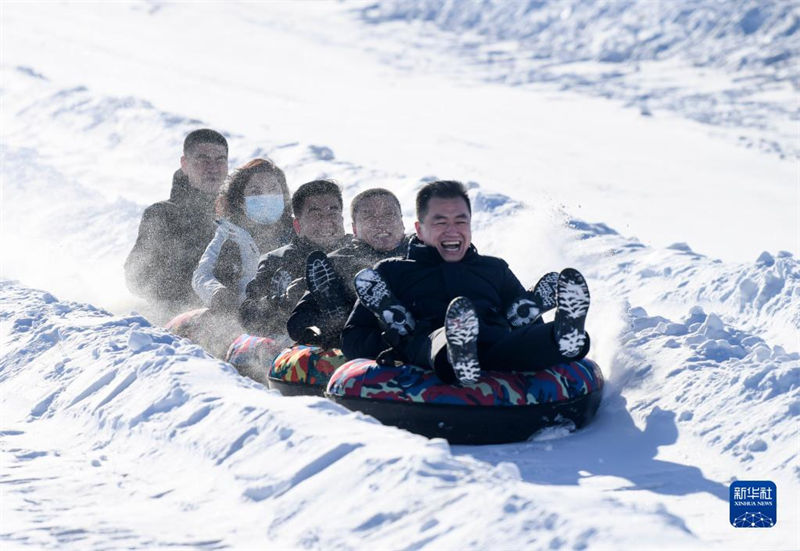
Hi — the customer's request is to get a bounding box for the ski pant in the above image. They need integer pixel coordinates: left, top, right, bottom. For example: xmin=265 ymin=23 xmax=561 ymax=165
xmin=403 ymin=321 xmax=590 ymax=383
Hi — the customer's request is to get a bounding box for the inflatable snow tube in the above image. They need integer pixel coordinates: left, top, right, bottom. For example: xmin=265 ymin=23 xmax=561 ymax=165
xmin=167 ymin=308 xmax=247 ymax=359
xmin=268 ymin=345 xmax=349 ymax=396
xmin=225 ymin=334 xmax=288 ymax=384
xmin=326 ymin=358 xmax=604 ymax=445
xmin=165 ymin=308 xmax=208 ymax=340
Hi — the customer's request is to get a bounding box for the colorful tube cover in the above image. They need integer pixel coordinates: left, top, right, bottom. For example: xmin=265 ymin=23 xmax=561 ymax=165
xmin=327 ymin=358 xmax=603 ymax=406
xmin=270 ymin=345 xmax=349 ymax=388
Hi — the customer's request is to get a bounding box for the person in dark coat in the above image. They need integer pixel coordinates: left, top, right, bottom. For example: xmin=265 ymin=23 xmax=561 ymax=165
xmin=239 ymin=179 xmax=351 ymax=336
xmin=287 ymin=188 xmax=409 ymax=348
xmin=168 ymin=158 xmax=295 ymax=360
xmin=341 ymin=180 xmax=591 ymax=384
xmin=125 ymin=129 xmax=229 ymax=318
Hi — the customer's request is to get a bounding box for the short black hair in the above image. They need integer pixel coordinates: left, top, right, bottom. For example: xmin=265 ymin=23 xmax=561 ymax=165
xmin=350 ymin=188 xmax=401 ymax=223
xmin=415 ymin=180 xmax=471 ymax=221
xmin=291 ymin=179 xmax=343 ymax=217
xmin=183 ymin=129 xmax=228 ymax=155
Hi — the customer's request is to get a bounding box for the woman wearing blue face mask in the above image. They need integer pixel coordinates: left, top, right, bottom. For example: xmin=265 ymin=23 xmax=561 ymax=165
xmin=192 ymin=158 xmax=293 ymax=315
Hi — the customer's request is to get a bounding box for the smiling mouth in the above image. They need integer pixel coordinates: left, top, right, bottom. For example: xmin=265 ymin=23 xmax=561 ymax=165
xmin=441 ymin=240 xmax=461 ymax=251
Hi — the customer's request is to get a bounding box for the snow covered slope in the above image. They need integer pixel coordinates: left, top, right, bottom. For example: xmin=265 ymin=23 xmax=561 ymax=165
xmin=365 ymin=0 xmax=800 ymax=158
xmin=1 ymin=1 xmax=798 ymax=549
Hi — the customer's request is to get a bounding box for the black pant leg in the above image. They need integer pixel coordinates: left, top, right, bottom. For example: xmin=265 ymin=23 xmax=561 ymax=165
xmin=402 ymin=327 xmax=456 ymax=383
xmin=479 ymin=321 xmax=590 ymax=371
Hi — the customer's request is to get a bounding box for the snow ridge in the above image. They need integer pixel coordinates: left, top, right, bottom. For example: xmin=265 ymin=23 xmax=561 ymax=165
xmin=365 ymin=1 xmax=799 ymax=73
xmin=362 ymin=0 xmax=800 ymax=158
xmin=0 ymin=280 xmax=697 ymax=549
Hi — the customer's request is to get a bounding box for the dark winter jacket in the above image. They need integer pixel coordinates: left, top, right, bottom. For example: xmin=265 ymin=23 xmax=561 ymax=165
xmin=239 ymin=233 xmax=352 ymax=336
xmin=286 ymin=235 xmax=410 ymax=345
xmin=341 ymin=236 xmax=529 ymax=360
xmin=125 ymin=170 xmax=217 ymax=309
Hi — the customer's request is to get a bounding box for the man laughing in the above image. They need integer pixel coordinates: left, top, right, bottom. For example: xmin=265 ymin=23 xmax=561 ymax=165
xmin=342 ymin=180 xmax=592 ymax=384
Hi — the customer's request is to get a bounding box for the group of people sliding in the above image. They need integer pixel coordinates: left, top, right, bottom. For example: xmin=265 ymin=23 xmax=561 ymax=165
xmin=125 ymin=129 xmax=592 ymax=385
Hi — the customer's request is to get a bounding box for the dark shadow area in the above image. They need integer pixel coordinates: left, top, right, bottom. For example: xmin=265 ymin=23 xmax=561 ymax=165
xmin=454 ymin=394 xmax=729 ymax=501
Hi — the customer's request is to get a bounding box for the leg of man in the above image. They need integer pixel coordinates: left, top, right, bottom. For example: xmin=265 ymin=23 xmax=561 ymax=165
xmin=400 ymin=328 xmax=457 ymax=383
xmin=479 ymin=322 xmax=591 ymax=371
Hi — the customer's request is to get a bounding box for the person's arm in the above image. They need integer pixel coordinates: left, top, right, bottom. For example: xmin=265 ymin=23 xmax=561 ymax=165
xmin=239 ymin=253 xmax=281 ymax=335
xmin=192 ymin=224 xmax=228 ymax=306
xmin=124 ymin=203 xmax=183 ymax=301
xmin=499 ymin=262 xmax=527 ymax=311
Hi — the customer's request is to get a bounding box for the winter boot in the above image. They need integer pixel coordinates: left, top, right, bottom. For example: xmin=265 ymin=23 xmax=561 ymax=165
xmin=445 ymin=296 xmax=481 ymax=384
xmin=305 ymin=251 xmax=351 ymax=319
xmin=553 ymin=268 xmax=590 ymax=357
xmin=269 ymin=267 xmax=292 ymax=300
xmin=353 ymin=268 xmax=415 ymax=337
xmin=506 ymin=271 xmax=559 ymax=327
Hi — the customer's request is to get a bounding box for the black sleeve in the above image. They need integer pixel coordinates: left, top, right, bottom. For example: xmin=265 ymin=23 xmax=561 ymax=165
xmin=500 ymin=262 xmax=527 ymax=311
xmin=239 ymin=253 xmax=283 ymax=336
xmin=124 ymin=203 xmax=186 ymax=301
xmin=340 ymin=301 xmax=386 ymax=360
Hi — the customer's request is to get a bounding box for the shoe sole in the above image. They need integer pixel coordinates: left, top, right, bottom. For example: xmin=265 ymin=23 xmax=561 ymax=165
xmin=306 ymin=251 xmax=349 ymax=316
xmin=445 ymin=297 xmax=481 ymax=384
xmin=532 ymin=271 xmax=559 ymax=310
xmin=269 ymin=268 xmax=292 ymax=297
xmin=354 ymin=268 xmax=414 ymax=335
xmin=555 ymin=268 xmax=590 ymax=357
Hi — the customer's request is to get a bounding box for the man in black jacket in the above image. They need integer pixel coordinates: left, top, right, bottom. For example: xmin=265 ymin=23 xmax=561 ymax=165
xmin=287 ymin=188 xmax=409 ymax=347
xmin=239 ymin=179 xmax=350 ymax=336
xmin=341 ymin=180 xmax=591 ymax=384
xmin=125 ymin=129 xmax=229 ymax=317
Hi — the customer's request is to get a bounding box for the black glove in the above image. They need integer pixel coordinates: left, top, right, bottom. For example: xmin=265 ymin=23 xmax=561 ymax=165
xmin=209 ymin=287 xmax=239 ymax=314
xmin=300 ymin=326 xmax=323 ymax=346
xmin=374 ymin=329 xmax=409 ymax=366
xmin=376 ymin=347 xmax=402 ymax=366
xmin=381 ymin=327 xmax=404 ymax=349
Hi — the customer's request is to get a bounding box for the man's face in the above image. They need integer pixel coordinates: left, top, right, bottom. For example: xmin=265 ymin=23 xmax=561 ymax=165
xmin=352 ymin=195 xmax=405 ymax=252
xmin=293 ymin=194 xmax=346 ymax=248
xmin=414 ymin=196 xmax=471 ymax=262
xmin=180 ymin=142 xmax=228 ymax=194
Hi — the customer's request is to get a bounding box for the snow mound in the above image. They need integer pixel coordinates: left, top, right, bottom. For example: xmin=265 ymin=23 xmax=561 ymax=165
xmin=544 ymin=219 xmax=800 ymax=482
xmin=362 ymin=1 xmax=800 ymax=158
xmin=580 ymin=228 xmax=800 ymax=350
xmin=365 ymin=1 xmax=798 ymax=73
xmin=616 ymin=303 xmax=799 ymax=478
xmin=0 ymin=280 xmax=699 ymax=548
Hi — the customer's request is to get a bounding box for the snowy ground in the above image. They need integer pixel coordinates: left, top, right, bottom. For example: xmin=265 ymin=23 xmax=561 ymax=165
xmin=1 ymin=1 xmax=798 ymax=549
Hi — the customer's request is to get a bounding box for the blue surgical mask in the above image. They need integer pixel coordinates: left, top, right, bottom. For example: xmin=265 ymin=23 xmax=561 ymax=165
xmin=245 ymin=194 xmax=284 ymax=224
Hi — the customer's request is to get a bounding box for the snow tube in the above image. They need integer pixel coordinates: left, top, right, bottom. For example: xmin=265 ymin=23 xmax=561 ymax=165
xmin=225 ymin=334 xmax=287 ymax=384
xmin=268 ymin=345 xmax=349 ymax=396
xmin=165 ymin=308 xmax=208 ymax=340
xmin=326 ymin=358 xmax=604 ymax=445
xmin=167 ymin=308 xmax=247 ymax=359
